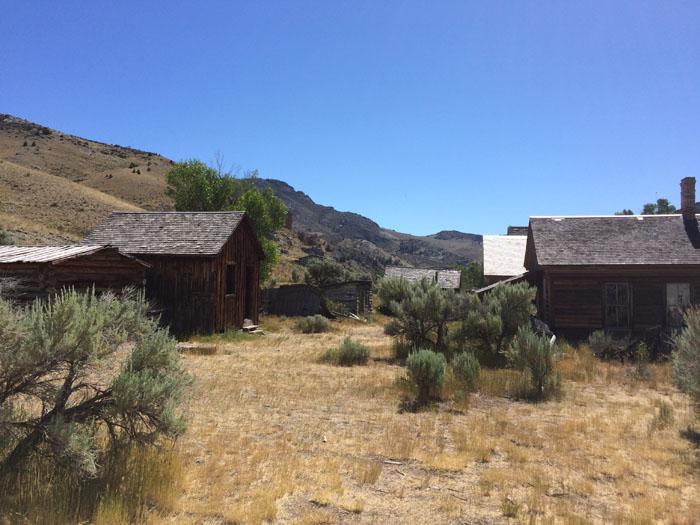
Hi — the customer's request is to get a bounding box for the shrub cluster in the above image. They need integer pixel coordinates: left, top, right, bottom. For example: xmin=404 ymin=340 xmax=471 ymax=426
xmin=506 ymin=326 xmax=560 ymax=399
xmin=324 ymin=337 xmax=370 ymax=366
xmin=673 ymin=307 xmax=700 ymax=411
xmin=406 ymin=349 xmax=446 ymax=404
xmin=295 ymin=314 xmax=330 ymax=334
xmin=452 ymin=351 xmax=480 ymax=391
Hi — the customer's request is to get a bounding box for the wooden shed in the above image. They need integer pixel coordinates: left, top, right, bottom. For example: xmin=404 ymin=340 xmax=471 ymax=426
xmin=525 ymin=177 xmax=700 ymax=340
xmin=84 ymin=211 xmax=264 ymax=335
xmin=0 ymin=245 xmax=148 ymax=303
xmin=262 ymin=280 xmax=372 ymax=317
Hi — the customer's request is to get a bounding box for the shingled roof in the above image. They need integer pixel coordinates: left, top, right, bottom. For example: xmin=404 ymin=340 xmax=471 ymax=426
xmin=384 ymin=266 xmax=461 ymax=289
xmin=527 ymin=214 xmax=700 ymax=267
xmin=0 ymin=245 xmax=106 ymax=264
xmin=84 ymin=212 xmax=246 ymax=255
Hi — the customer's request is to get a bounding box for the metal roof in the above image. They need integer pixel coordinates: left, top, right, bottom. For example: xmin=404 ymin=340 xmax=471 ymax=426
xmin=0 ymin=245 xmax=105 ymax=264
xmin=83 ymin=211 xmax=246 ymax=256
xmin=483 ymin=235 xmax=527 ymax=277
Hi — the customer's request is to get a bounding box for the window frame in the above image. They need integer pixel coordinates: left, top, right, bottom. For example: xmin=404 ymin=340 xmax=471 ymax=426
xmin=603 ymin=282 xmax=632 ymax=329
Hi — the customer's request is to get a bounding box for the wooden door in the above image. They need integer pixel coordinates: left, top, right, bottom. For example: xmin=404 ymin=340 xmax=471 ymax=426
xmin=666 ymin=283 xmax=690 ymax=329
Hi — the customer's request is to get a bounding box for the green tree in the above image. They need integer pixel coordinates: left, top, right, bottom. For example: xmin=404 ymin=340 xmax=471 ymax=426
xmin=615 ymin=209 xmax=634 ymax=216
xmin=375 ymin=276 xmax=412 ymax=314
xmin=305 ymin=258 xmax=348 ymax=287
xmin=457 ymin=262 xmax=485 ymax=290
xmin=234 ymin=186 xmax=288 ymax=281
xmin=641 ymin=198 xmax=677 ymax=215
xmin=0 ymin=289 xmax=189 ymax=479
xmin=165 ymin=159 xmax=248 ymax=211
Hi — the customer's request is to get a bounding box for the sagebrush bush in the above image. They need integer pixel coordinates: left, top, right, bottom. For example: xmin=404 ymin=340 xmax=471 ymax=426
xmin=324 ymin=337 xmax=370 ymax=366
xmin=406 ymin=349 xmax=446 ymax=404
xmin=295 ymin=314 xmax=330 ymax=334
xmin=452 ymin=351 xmax=480 ymax=391
xmin=506 ymin=326 xmax=559 ymax=400
xmin=587 ymin=330 xmax=624 ymax=359
xmin=673 ymin=307 xmax=700 ymax=410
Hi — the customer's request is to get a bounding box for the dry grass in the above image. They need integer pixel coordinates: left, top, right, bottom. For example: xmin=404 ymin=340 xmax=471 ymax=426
xmin=139 ymin=320 xmax=699 ymax=524
xmin=5 ymin=319 xmax=697 ymax=523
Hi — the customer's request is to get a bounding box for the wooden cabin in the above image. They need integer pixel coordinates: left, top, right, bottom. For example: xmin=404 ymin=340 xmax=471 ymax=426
xmin=525 ymin=177 xmax=700 ymax=340
xmin=0 ymin=245 xmax=148 ymax=303
xmin=84 ymin=212 xmax=264 ymax=335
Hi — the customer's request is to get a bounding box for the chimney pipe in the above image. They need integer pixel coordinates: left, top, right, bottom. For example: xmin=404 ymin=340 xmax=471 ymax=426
xmin=681 ymin=177 xmax=696 ymax=220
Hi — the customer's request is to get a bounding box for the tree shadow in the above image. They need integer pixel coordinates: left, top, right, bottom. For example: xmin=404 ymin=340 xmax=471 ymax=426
xmin=680 ymin=426 xmax=700 ymax=447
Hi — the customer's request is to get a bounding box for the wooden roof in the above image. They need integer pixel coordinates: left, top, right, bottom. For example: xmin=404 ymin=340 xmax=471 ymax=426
xmin=0 ymin=245 xmax=106 ymax=264
xmin=527 ymin=214 xmax=700 ymax=267
xmin=483 ymin=235 xmax=527 ymax=277
xmin=84 ymin=212 xmax=246 ymax=256
xmin=384 ymin=266 xmax=461 ymax=289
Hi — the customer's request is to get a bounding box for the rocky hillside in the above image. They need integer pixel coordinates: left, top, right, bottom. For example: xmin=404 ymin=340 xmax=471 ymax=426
xmin=0 ymin=114 xmax=481 ymax=278
xmin=255 ymin=179 xmax=482 ymax=274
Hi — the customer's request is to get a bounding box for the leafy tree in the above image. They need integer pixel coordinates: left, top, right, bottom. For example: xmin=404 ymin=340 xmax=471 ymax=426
xmin=166 ymin=159 xmax=248 ymax=211
xmin=0 ymin=289 xmax=189 ymax=479
xmin=673 ymin=307 xmax=700 ymax=411
xmin=305 ymin=258 xmax=348 ymax=287
xmin=457 ymin=262 xmax=485 ymax=290
xmin=234 ymin=186 xmax=288 ymax=281
xmin=165 ymin=160 xmax=287 ymax=281
xmin=615 ymin=209 xmax=634 ymax=216
xmin=642 ymin=198 xmax=677 ymax=215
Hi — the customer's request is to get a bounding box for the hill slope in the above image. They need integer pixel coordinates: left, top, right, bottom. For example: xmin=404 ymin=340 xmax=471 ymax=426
xmin=0 ymin=114 xmax=481 ymax=276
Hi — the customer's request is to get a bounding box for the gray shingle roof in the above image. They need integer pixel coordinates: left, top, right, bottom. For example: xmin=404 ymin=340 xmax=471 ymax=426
xmin=384 ymin=266 xmax=461 ymax=289
xmin=528 ymin=214 xmax=700 ymax=266
xmin=0 ymin=245 xmax=104 ymax=263
xmin=84 ymin=212 xmax=246 ymax=255
xmin=483 ymin=235 xmax=527 ymax=277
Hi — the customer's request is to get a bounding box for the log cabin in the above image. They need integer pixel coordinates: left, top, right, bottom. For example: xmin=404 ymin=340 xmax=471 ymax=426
xmin=0 ymin=245 xmax=148 ymax=303
xmin=525 ymin=177 xmax=700 ymax=340
xmin=84 ymin=211 xmax=264 ymax=335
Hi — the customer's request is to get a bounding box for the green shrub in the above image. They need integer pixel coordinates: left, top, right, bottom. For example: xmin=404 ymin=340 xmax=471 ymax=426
xmin=452 ymin=351 xmax=480 ymax=391
xmin=673 ymin=307 xmax=700 ymax=410
xmin=506 ymin=326 xmax=559 ymax=400
xmin=406 ymin=349 xmax=446 ymax=404
xmin=0 ymin=230 xmax=13 ymax=246
xmin=324 ymin=337 xmax=370 ymax=366
xmin=376 ymin=277 xmax=412 ymax=314
xmin=587 ymin=330 xmax=624 ymax=359
xmin=295 ymin=314 xmax=330 ymax=334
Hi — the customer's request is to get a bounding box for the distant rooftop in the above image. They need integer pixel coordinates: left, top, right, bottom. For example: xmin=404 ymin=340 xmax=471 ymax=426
xmin=384 ymin=266 xmax=461 ymax=289
xmin=483 ymin=235 xmax=527 ymax=278
xmin=0 ymin=245 xmax=106 ymax=264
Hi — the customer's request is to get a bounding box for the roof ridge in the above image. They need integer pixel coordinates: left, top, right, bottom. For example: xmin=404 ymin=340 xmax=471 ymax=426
xmin=530 ymin=214 xmax=687 ymax=219
xmin=110 ymin=210 xmax=245 ymax=215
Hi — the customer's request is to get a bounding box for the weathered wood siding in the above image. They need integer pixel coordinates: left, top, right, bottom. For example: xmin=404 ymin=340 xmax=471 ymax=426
xmin=537 ymin=265 xmax=700 ymax=338
xmin=321 ymin=281 xmax=372 ymax=315
xmin=0 ymin=250 xmax=146 ymax=304
xmin=140 ymin=220 xmax=262 ymax=335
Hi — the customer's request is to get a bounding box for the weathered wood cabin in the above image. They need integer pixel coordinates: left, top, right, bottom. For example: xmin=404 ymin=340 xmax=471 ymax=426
xmin=84 ymin=212 xmax=263 ymax=335
xmin=525 ymin=177 xmax=700 ymax=340
xmin=0 ymin=245 xmax=148 ymax=303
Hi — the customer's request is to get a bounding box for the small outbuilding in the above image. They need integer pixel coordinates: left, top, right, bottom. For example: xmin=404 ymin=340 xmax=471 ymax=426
xmin=0 ymin=245 xmax=148 ymax=303
xmin=84 ymin=211 xmax=264 ymax=335
xmin=263 ymin=280 xmax=372 ymax=317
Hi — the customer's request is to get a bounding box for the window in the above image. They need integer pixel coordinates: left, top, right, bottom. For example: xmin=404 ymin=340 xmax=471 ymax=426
xmin=604 ymin=282 xmax=631 ymax=328
xmin=226 ymin=263 xmax=236 ymax=295
xmin=666 ymin=283 xmax=690 ymax=329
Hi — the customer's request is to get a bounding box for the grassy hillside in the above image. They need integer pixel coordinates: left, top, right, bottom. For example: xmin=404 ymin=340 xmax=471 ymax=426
xmin=0 ymin=114 xmax=172 ymax=243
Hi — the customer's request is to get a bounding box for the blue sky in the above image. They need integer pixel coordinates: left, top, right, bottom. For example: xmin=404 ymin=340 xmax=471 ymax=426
xmin=2 ymin=1 xmax=699 ymax=235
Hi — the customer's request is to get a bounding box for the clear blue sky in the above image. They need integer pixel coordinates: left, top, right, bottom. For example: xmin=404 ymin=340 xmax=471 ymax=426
xmin=2 ymin=2 xmax=698 ymax=235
